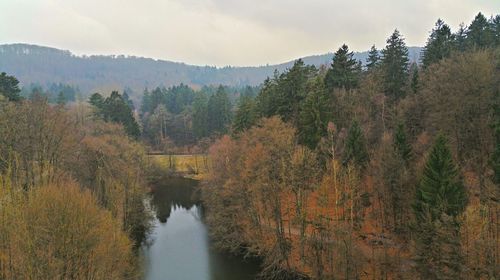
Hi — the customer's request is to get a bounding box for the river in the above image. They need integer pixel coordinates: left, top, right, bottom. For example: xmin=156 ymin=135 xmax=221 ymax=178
xmin=142 ymin=177 xmax=260 ymax=280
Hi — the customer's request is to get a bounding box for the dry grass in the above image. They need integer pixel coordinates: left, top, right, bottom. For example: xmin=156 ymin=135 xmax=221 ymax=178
xmin=150 ymin=154 xmax=210 ymax=179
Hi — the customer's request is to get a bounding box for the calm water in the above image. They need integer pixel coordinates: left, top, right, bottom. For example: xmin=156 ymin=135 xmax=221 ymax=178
xmin=143 ymin=177 xmax=260 ymax=280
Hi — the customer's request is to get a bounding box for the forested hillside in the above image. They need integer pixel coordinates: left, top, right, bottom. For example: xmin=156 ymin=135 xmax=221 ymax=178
xmin=0 ymin=43 xmax=421 ymax=98
xmin=199 ymin=13 xmax=499 ymax=279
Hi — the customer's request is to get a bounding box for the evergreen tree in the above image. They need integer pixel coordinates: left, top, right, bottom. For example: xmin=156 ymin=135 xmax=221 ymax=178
xmin=422 ymin=19 xmax=454 ymax=68
xmin=298 ymin=77 xmax=332 ymax=149
xmin=414 ymin=134 xmax=467 ymax=220
xmin=466 ymin=12 xmax=493 ymax=49
xmin=122 ymin=91 xmax=135 ymax=111
xmin=324 ymin=44 xmax=361 ymax=91
xmin=207 ymin=86 xmax=232 ymax=135
xmin=104 ymin=91 xmax=141 ymax=139
xmin=393 ymin=122 xmax=412 ymax=164
xmin=255 ymin=76 xmax=279 ymax=118
xmin=453 ymin=23 xmax=468 ymax=52
xmin=414 ymin=135 xmax=467 ymax=280
xmin=140 ymin=88 xmax=151 ymax=115
xmin=381 ymin=29 xmax=409 ymax=102
xmin=192 ymin=92 xmax=209 ymax=139
xmin=232 ymin=95 xmax=257 ymax=134
xmin=492 ymin=15 xmax=500 ymax=46
xmin=241 ymin=85 xmax=255 ymax=98
xmin=366 ymin=45 xmax=380 ymax=70
xmin=0 ymin=72 xmax=22 ymax=102
xmin=343 ymin=120 xmax=369 ymax=168
xmin=89 ymin=91 xmax=140 ymax=139
xmin=276 ymin=59 xmax=316 ymax=127
xmin=89 ymin=93 xmax=106 ymax=118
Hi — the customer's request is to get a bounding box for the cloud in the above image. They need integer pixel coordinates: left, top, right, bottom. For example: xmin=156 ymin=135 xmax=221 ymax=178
xmin=0 ymin=0 xmax=498 ymax=66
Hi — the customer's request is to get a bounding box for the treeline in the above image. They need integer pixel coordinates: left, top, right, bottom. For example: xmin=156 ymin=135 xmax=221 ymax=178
xmin=0 ymin=73 xmax=80 ymax=104
xmin=0 ymin=79 xmax=152 ymax=279
xmin=20 ymin=82 xmax=80 ymax=104
xmin=202 ymin=13 xmax=500 ymax=279
xmin=140 ymin=84 xmax=257 ymax=151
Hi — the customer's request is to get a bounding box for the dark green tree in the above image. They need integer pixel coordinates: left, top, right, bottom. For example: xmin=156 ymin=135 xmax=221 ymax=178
xmin=324 ymin=44 xmax=361 ymax=91
xmin=298 ymin=77 xmax=332 ymax=149
xmin=232 ymin=95 xmax=257 ymax=134
xmin=192 ymin=92 xmax=209 ymax=139
xmin=105 ymin=91 xmax=141 ymax=139
xmin=381 ymin=29 xmax=409 ymax=102
xmin=413 ymin=135 xmax=467 ymax=280
xmin=140 ymin=88 xmax=151 ymax=115
xmin=89 ymin=91 xmax=140 ymax=139
xmin=466 ymin=12 xmax=494 ymax=49
xmin=422 ymin=19 xmax=454 ymax=68
xmin=414 ymin=135 xmax=467 ymax=220
xmin=453 ymin=23 xmax=468 ymax=52
xmin=343 ymin=120 xmax=369 ymax=168
xmin=0 ymin=72 xmax=22 ymax=102
xmin=366 ymin=45 xmax=380 ymax=70
xmin=256 ymin=75 xmax=279 ymax=118
xmin=89 ymin=93 xmax=106 ymax=117
xmin=492 ymin=15 xmax=500 ymax=46
xmin=276 ymin=59 xmax=316 ymax=127
xmin=207 ymin=86 xmax=232 ymax=135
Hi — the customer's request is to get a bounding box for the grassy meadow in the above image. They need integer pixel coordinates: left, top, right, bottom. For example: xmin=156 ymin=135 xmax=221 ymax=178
xmin=149 ymin=154 xmax=210 ymax=179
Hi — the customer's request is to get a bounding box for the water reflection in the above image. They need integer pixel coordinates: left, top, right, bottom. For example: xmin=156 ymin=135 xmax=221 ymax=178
xmin=143 ymin=177 xmax=260 ymax=280
xmin=149 ymin=177 xmax=198 ymax=223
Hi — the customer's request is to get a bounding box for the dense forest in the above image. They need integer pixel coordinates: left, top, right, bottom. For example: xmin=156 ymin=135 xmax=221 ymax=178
xmin=200 ymin=13 xmax=499 ymax=279
xmin=0 ymin=10 xmax=499 ymax=280
xmin=139 ymin=84 xmax=257 ymax=150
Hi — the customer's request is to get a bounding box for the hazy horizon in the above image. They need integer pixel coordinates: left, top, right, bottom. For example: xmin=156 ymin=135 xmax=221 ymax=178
xmin=1 ymin=0 xmax=498 ymax=67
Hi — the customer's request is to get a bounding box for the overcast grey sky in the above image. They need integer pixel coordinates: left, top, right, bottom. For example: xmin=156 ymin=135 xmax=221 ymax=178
xmin=0 ymin=0 xmax=498 ymax=66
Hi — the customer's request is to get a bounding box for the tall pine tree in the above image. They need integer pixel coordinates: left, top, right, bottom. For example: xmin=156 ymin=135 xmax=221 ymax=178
xmin=298 ymin=77 xmax=332 ymax=149
xmin=232 ymin=95 xmax=257 ymax=134
xmin=414 ymin=135 xmax=467 ymax=280
xmin=466 ymin=12 xmax=494 ymax=49
xmin=324 ymin=44 xmax=361 ymax=92
xmin=414 ymin=135 xmax=467 ymax=220
xmin=366 ymin=45 xmax=380 ymax=70
xmin=207 ymin=86 xmax=232 ymax=135
xmin=422 ymin=19 xmax=454 ymax=68
xmin=381 ymin=29 xmax=409 ymax=102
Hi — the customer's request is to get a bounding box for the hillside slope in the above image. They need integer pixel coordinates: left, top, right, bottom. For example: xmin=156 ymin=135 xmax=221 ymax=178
xmin=0 ymin=43 xmax=422 ymax=95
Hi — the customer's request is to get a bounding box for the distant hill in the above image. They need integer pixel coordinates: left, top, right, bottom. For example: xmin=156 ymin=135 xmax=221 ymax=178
xmin=0 ymin=43 xmax=422 ymax=97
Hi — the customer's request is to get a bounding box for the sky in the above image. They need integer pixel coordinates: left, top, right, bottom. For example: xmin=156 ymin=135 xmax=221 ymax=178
xmin=0 ymin=0 xmax=498 ymax=66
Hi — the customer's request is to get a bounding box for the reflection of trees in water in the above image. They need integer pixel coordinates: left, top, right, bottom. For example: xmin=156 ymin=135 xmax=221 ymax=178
xmin=150 ymin=178 xmax=199 ymax=223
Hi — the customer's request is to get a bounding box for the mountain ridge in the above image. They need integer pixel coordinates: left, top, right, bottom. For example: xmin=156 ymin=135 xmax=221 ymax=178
xmin=0 ymin=43 xmax=422 ymax=97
